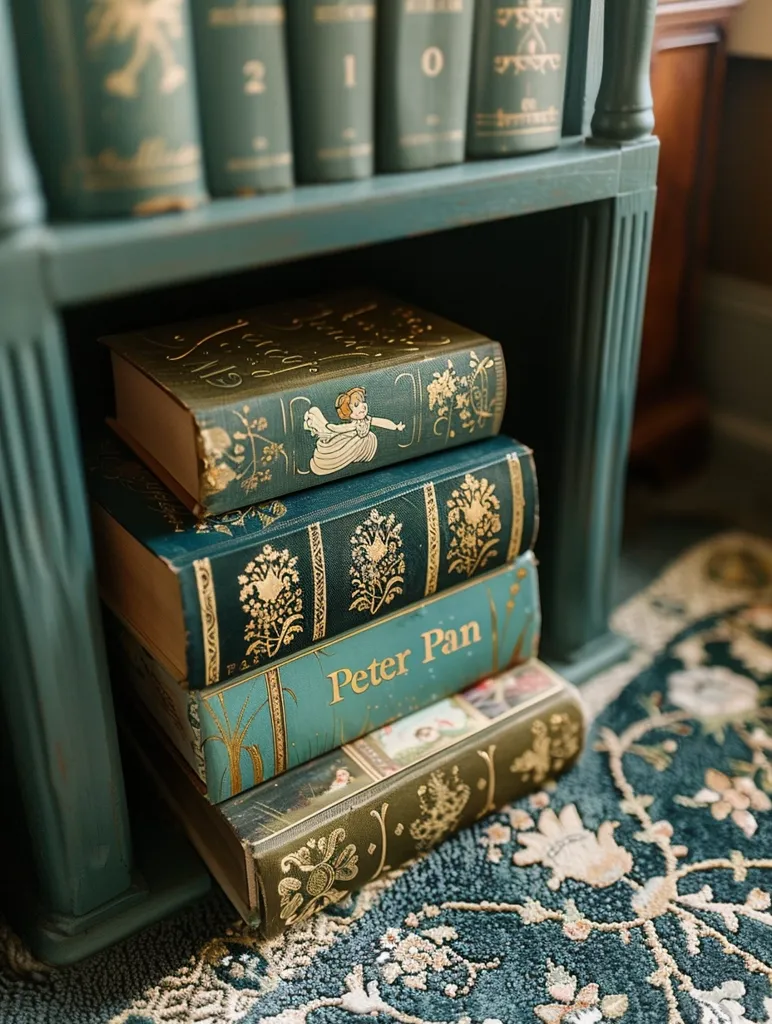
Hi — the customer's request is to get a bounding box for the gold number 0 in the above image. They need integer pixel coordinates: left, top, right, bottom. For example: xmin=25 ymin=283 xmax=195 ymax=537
xmin=243 ymin=60 xmax=266 ymax=94
xmin=421 ymin=47 xmax=444 ymax=77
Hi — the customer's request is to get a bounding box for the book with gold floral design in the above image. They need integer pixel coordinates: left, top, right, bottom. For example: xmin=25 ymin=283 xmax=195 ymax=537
xmin=100 ymin=288 xmax=506 ymax=515
xmin=89 ymin=433 xmax=537 ymax=690
xmin=124 ymin=658 xmax=585 ymax=937
xmin=109 ymin=555 xmax=542 ymax=802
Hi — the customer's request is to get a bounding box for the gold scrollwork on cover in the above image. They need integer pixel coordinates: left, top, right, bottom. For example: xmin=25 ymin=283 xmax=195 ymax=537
xmin=510 ymin=714 xmax=581 ymax=785
xmin=308 ymin=523 xmax=327 ymax=640
xmin=409 ymin=767 xmax=471 ymax=851
xmin=265 ymin=667 xmax=289 ymax=775
xmin=193 ymin=557 xmax=220 ymax=686
xmin=278 ymin=828 xmax=359 ymax=925
xmin=506 ymin=454 xmax=526 ymax=561
xmin=349 ymin=510 xmax=406 ymax=616
xmin=423 ymin=483 xmax=440 ymax=596
xmin=446 ymin=474 xmax=502 ymax=577
xmin=238 ymin=545 xmax=303 ymax=662
xmin=427 ymin=350 xmax=500 ymax=442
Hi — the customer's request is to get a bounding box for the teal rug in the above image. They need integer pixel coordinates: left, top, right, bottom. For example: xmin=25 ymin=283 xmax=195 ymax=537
xmin=4 ymin=530 xmax=772 ymax=1024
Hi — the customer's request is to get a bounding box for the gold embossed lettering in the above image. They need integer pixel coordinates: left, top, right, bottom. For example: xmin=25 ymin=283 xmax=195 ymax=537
xmin=380 ymin=656 xmax=396 ymax=680
xmin=422 ymin=621 xmax=481 ymax=662
xmin=351 ymin=668 xmax=369 ymax=693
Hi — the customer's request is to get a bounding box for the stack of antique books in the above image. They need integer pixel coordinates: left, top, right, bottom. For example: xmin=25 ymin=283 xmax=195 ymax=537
xmin=88 ymin=287 xmax=586 ymax=938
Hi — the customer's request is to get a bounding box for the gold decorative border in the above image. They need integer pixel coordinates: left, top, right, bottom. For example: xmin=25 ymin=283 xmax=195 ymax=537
xmin=492 ymin=346 xmax=507 ymax=435
xmin=192 ymin=558 xmax=220 ymax=687
xmin=308 ymin=522 xmax=327 ymax=641
xmin=506 ymin=454 xmax=526 ymax=561
xmin=423 ymin=482 xmax=440 ymax=596
xmin=265 ymin=667 xmax=288 ymax=774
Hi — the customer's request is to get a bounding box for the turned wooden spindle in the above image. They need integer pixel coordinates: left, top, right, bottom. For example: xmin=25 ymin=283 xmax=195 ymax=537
xmin=591 ymin=0 xmax=658 ymax=143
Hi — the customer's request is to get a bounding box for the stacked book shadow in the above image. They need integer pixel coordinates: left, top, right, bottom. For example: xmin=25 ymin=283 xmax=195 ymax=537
xmin=89 ymin=288 xmax=587 ymax=936
xmin=13 ymin=0 xmax=574 ymax=218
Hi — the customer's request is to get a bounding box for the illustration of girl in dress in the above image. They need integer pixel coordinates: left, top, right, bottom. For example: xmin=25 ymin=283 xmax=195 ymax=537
xmin=303 ymin=386 xmax=405 ymax=476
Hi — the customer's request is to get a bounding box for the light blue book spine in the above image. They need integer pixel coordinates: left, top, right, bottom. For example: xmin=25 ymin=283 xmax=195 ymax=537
xmin=117 ymin=554 xmax=541 ymax=802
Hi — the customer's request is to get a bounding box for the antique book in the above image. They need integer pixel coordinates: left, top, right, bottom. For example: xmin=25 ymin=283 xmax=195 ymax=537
xmin=110 ymin=554 xmax=542 ymax=802
xmin=377 ymin=0 xmax=475 ymax=172
xmin=190 ymin=0 xmax=294 ymax=196
xmin=125 ymin=658 xmax=585 ymax=936
xmin=286 ymin=0 xmax=375 ymax=182
xmin=101 ymin=288 xmax=507 ymax=514
xmin=12 ymin=0 xmax=207 ymax=219
xmin=89 ymin=433 xmax=537 ymax=689
xmin=466 ymin=0 xmax=572 ymax=158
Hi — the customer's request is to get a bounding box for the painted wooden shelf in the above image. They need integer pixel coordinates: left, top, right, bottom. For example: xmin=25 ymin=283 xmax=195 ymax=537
xmin=44 ymin=140 xmax=620 ymax=305
xmin=0 ymin=0 xmax=661 ymax=966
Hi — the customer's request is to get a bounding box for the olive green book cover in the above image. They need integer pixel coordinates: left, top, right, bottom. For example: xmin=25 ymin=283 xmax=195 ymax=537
xmin=128 ymin=659 xmax=585 ymax=936
xmin=467 ymin=0 xmax=573 ymax=158
xmin=113 ymin=555 xmax=542 ymax=802
xmin=101 ymin=288 xmax=507 ymax=514
xmin=89 ymin=434 xmax=537 ymax=689
xmin=286 ymin=0 xmax=375 ymax=182
xmin=190 ymin=0 xmax=293 ymax=196
xmin=12 ymin=0 xmax=207 ymax=219
xmin=377 ymin=0 xmax=475 ymax=172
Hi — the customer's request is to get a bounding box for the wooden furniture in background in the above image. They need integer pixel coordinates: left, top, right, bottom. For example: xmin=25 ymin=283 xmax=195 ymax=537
xmin=629 ymin=0 xmax=744 ymax=482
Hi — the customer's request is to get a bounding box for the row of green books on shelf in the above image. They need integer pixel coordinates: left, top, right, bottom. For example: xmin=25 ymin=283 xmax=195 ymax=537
xmin=13 ymin=0 xmax=573 ymax=220
xmin=89 ymin=286 xmax=586 ymax=936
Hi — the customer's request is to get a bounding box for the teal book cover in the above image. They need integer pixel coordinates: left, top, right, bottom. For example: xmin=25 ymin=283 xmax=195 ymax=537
xmin=377 ymin=0 xmax=475 ymax=172
xmin=89 ymin=434 xmax=538 ymax=690
xmin=102 ymin=289 xmax=507 ymax=514
xmin=115 ymin=554 xmax=542 ymax=802
xmin=12 ymin=0 xmax=207 ymax=219
xmin=190 ymin=0 xmax=294 ymax=196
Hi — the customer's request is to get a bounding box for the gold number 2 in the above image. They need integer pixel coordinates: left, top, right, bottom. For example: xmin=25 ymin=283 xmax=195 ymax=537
xmin=243 ymin=60 xmax=267 ymax=95
xmin=344 ymin=53 xmax=356 ymax=87
xmin=421 ymin=47 xmax=444 ymax=77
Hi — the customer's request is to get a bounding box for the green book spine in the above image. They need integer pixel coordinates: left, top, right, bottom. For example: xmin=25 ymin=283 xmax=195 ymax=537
xmin=116 ymin=555 xmax=542 ymax=802
xmin=90 ymin=435 xmax=537 ymax=690
xmin=12 ymin=0 xmax=208 ymax=219
xmin=286 ymin=0 xmax=375 ymax=183
xmin=467 ymin=0 xmax=572 ymax=158
xmin=377 ymin=0 xmax=475 ymax=173
xmin=190 ymin=0 xmax=293 ymax=196
xmin=103 ymin=289 xmax=508 ymax=515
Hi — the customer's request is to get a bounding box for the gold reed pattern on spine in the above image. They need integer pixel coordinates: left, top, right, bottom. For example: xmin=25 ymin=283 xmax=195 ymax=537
xmin=308 ymin=522 xmax=327 ymax=641
xmin=265 ymin=667 xmax=288 ymax=774
xmin=506 ymin=454 xmax=526 ymax=561
xmin=193 ymin=558 xmax=220 ymax=687
xmin=423 ymin=482 xmax=440 ymax=596
xmin=492 ymin=347 xmax=507 ymax=435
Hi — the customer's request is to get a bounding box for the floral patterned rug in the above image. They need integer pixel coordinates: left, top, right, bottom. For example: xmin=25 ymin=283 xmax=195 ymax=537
xmin=4 ymin=530 xmax=772 ymax=1024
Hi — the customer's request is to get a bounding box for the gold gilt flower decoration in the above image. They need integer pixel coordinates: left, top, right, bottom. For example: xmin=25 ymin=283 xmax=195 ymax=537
xmin=278 ymin=828 xmax=359 ymax=926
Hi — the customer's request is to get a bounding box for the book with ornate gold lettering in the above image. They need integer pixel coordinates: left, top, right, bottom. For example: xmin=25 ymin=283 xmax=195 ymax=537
xmin=109 ymin=554 xmax=542 ymax=802
xmin=190 ymin=0 xmax=294 ymax=196
xmin=89 ymin=433 xmax=537 ymax=690
xmin=466 ymin=0 xmax=572 ymax=158
xmin=123 ymin=658 xmax=585 ymax=936
xmin=100 ymin=288 xmax=507 ymax=514
xmin=377 ymin=0 xmax=475 ymax=172
xmin=12 ymin=0 xmax=207 ymax=219
xmin=285 ymin=0 xmax=375 ymax=182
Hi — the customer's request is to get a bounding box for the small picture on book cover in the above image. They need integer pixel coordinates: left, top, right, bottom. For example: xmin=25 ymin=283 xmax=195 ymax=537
xmin=364 ymin=696 xmax=484 ymax=768
xmin=464 ymin=664 xmax=558 ymax=719
xmin=233 ymin=755 xmax=373 ymax=837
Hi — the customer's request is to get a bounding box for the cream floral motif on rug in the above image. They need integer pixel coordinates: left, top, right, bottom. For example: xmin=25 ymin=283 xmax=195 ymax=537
xmin=3 ymin=531 xmax=772 ymax=1024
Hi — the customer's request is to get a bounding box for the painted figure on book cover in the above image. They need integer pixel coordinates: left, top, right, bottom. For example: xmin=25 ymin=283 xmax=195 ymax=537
xmin=304 ymin=386 xmax=405 ymax=476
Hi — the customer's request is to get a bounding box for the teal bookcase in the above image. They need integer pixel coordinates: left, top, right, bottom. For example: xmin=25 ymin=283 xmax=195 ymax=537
xmin=0 ymin=0 xmax=659 ymax=965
